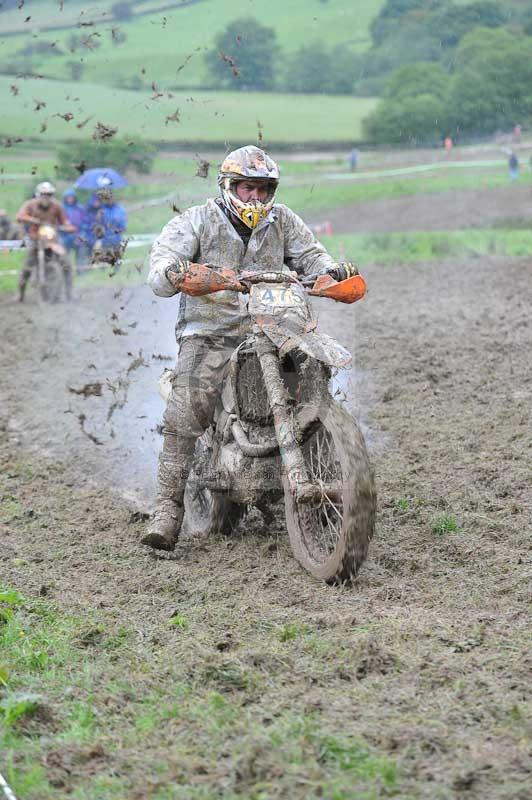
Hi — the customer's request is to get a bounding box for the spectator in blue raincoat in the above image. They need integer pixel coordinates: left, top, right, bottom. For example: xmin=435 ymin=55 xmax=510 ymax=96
xmin=61 ymin=189 xmax=86 ymax=271
xmin=92 ymin=189 xmax=127 ymax=265
xmin=80 ymin=192 xmax=102 ymax=259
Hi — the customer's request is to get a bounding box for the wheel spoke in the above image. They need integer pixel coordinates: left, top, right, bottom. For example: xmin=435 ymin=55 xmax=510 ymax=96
xmin=299 ymin=423 xmax=343 ymax=558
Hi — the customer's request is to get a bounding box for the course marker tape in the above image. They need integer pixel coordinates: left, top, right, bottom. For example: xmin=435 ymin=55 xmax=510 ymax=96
xmin=0 ymin=772 xmax=18 ymax=800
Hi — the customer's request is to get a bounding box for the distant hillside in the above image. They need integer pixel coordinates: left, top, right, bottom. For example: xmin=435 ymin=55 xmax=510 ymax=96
xmin=0 ymin=0 xmax=385 ymax=90
xmin=0 ymin=75 xmax=377 ymax=146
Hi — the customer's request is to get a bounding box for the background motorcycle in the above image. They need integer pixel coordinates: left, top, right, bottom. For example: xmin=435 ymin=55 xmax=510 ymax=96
xmin=33 ymin=224 xmax=67 ymax=303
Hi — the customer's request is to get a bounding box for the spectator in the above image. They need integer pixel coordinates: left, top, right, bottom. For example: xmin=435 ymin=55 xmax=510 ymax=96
xmin=0 ymin=209 xmax=21 ymax=241
xmin=61 ymin=189 xmax=86 ymax=272
xmin=348 ymin=148 xmax=359 ymax=172
xmin=91 ymin=189 xmax=127 ymax=265
xmin=444 ymin=136 xmax=453 ymax=154
xmin=79 ymin=193 xmax=103 ymax=265
xmin=509 ymin=151 xmax=519 ymax=181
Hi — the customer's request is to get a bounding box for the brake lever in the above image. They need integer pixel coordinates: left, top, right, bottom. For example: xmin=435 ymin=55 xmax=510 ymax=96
xmin=299 ymin=273 xmax=321 ymax=287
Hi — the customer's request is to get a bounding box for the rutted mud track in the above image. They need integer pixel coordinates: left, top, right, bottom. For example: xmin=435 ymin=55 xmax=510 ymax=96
xmin=1 ymin=254 xmax=531 ymax=797
xmin=308 ymin=184 xmax=532 ymax=233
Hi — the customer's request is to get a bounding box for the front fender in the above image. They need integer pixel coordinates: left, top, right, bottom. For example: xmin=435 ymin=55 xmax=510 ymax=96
xmin=256 ymin=321 xmax=352 ymax=369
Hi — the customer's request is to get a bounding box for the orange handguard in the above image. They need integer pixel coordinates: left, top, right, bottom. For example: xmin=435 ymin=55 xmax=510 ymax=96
xmin=308 ymin=273 xmax=367 ymax=304
xmin=169 ymin=263 xmax=245 ymax=296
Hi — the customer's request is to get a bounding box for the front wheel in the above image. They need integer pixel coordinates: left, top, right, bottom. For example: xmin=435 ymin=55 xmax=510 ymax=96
xmin=283 ymin=399 xmax=376 ymax=583
xmin=40 ymin=260 xmax=62 ymax=303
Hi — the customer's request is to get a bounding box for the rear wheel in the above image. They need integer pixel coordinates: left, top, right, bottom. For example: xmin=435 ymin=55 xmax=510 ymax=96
xmin=283 ymin=399 xmax=376 ymax=583
xmin=183 ymin=437 xmax=245 ymax=536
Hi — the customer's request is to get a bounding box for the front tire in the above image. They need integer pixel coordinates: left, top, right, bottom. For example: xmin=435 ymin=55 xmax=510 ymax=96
xmin=41 ymin=260 xmax=62 ymax=303
xmin=283 ymin=399 xmax=376 ymax=583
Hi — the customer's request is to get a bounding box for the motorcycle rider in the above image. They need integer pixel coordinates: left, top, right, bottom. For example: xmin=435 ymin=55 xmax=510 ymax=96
xmin=16 ymin=181 xmax=75 ymax=302
xmin=142 ymin=145 xmax=357 ymax=551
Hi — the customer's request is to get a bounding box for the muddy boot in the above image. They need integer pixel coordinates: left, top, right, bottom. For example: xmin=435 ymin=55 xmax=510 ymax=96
xmin=63 ymin=263 xmax=73 ymax=302
xmin=142 ymin=497 xmax=183 ymax=551
xmin=18 ymin=271 xmax=30 ymax=303
xmin=141 ymin=435 xmax=192 ymax=551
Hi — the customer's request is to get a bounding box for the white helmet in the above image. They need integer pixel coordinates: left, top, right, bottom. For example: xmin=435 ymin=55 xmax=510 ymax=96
xmin=218 ymin=145 xmax=279 ymax=230
xmin=35 ymin=181 xmax=56 ymax=197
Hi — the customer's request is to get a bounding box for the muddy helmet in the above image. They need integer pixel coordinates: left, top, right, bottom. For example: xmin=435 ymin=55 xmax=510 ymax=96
xmin=35 ymin=181 xmax=56 ymax=197
xmin=218 ymin=145 xmax=280 ymax=229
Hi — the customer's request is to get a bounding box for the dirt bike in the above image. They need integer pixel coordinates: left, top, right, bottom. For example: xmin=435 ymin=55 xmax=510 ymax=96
xmin=33 ymin=224 xmax=67 ymax=303
xmin=166 ymin=264 xmax=376 ymax=584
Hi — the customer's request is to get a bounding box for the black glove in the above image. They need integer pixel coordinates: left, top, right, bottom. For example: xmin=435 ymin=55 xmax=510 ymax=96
xmin=165 ymin=259 xmax=191 ymax=281
xmin=327 ymin=262 xmax=359 ymax=282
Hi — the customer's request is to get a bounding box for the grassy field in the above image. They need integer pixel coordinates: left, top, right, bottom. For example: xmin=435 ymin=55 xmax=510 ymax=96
xmin=0 ymin=582 xmax=402 ymax=799
xmin=1 ymin=154 xmax=529 ymax=223
xmin=1 ymin=76 xmax=377 ymax=146
xmin=321 ymin=228 xmax=532 ymax=265
xmin=0 ymin=0 xmax=384 ymax=88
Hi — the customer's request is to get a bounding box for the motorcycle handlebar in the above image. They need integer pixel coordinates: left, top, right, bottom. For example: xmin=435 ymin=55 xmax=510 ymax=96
xmin=166 ymin=263 xmax=366 ymax=305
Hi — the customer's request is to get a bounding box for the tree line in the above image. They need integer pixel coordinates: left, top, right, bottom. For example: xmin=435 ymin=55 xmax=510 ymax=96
xmin=363 ymin=0 xmax=532 ymax=143
xmin=206 ymin=2 xmax=532 ymax=143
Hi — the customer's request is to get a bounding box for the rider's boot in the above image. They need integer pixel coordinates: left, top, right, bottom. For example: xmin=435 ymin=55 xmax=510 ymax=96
xmin=63 ymin=264 xmax=73 ymax=302
xmin=141 ymin=434 xmax=194 ymax=551
xmin=18 ymin=271 xmax=29 ymax=303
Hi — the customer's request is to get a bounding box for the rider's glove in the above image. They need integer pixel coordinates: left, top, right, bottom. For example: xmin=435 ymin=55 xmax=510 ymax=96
xmin=327 ymin=262 xmax=359 ymax=282
xmin=165 ymin=260 xmax=191 ymax=281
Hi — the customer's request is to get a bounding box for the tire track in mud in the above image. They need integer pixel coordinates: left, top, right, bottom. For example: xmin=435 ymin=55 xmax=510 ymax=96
xmin=306 ymin=184 xmax=532 ymax=234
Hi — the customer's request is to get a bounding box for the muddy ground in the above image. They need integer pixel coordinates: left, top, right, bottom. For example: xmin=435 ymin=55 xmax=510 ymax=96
xmin=309 ymin=185 xmax=532 ymax=234
xmin=0 ymin=249 xmax=531 ymax=797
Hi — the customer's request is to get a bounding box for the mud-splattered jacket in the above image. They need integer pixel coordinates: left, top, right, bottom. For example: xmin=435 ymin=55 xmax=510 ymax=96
xmin=148 ymin=199 xmax=336 ymax=339
xmin=16 ymin=198 xmax=68 ymax=241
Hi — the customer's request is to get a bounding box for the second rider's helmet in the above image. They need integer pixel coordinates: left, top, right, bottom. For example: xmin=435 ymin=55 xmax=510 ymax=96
xmin=218 ymin=145 xmax=280 ymax=230
xmin=35 ymin=181 xmax=56 ymax=197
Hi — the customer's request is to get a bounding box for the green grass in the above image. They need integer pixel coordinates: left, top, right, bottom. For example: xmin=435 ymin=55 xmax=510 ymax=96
xmin=0 ymin=0 xmax=385 ymax=88
xmin=321 ymin=228 xmax=532 ymax=266
xmin=0 ymin=245 xmax=150 ymax=294
xmin=432 ymin=514 xmax=459 ymax=535
xmin=280 ymin=167 xmax=532 ymax=211
xmin=1 ymin=75 xmax=377 ymax=145
xmin=0 ymin=583 xmax=400 ymax=799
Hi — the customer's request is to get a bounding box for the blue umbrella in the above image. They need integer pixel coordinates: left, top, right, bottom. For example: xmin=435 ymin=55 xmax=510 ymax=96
xmin=74 ymin=167 xmax=128 ymax=190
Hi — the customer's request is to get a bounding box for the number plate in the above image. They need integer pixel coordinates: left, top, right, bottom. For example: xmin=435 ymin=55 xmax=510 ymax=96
xmin=249 ymin=283 xmax=304 ymax=314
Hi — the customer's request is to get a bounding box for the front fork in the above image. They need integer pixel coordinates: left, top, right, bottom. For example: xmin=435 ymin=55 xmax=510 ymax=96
xmin=35 ymin=244 xmax=44 ymax=289
xmin=256 ymin=333 xmax=314 ymax=502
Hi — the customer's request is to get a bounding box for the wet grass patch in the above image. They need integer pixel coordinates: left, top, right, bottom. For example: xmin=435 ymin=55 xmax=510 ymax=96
xmin=0 ymin=583 xmax=404 ymax=799
xmin=321 ymin=228 xmax=532 ymax=266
